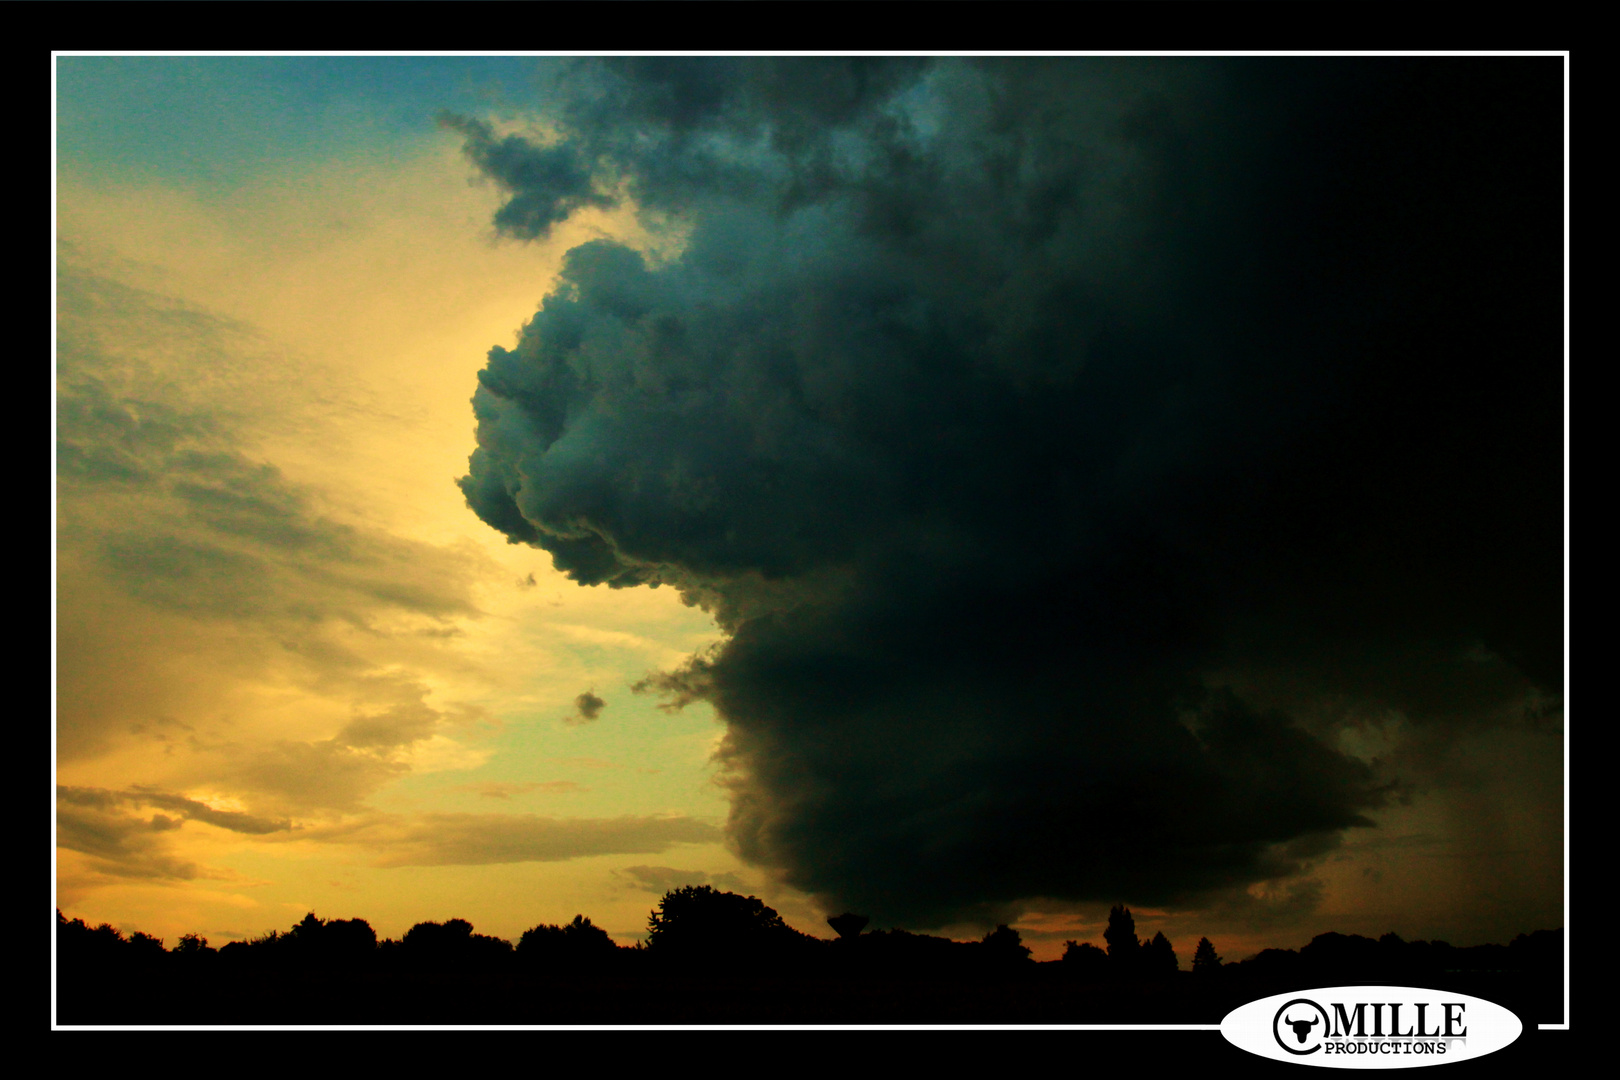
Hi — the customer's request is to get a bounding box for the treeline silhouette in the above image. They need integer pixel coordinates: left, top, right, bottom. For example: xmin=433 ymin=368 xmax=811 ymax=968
xmin=55 ymin=890 xmax=1563 ymax=1025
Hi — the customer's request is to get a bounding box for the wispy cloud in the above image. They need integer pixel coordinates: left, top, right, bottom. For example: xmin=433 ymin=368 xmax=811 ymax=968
xmin=55 ymin=785 xmax=294 ymax=882
xmin=458 ymin=781 xmax=586 ymax=799
xmin=301 ymin=812 xmax=720 ymax=867
xmin=615 ymin=864 xmax=746 ymax=895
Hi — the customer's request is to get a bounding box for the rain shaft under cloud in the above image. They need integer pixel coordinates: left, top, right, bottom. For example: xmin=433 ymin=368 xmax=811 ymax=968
xmin=451 ymin=58 xmax=1562 ymax=927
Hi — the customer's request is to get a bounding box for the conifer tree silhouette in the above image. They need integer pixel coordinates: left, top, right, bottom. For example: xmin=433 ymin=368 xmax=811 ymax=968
xmin=1193 ymin=936 xmax=1222 ymax=973
xmin=1104 ymin=905 xmax=1139 ymax=976
xmin=1143 ymin=930 xmax=1178 ymax=974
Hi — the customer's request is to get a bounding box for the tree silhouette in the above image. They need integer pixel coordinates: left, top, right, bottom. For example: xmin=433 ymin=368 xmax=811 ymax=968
xmin=127 ymin=931 xmax=165 ymax=955
xmin=1192 ymin=936 xmax=1222 ymax=973
xmin=1142 ymin=930 xmax=1178 ymax=975
xmin=980 ymin=924 xmax=1034 ymax=969
xmin=404 ymin=917 xmax=473 ymax=955
xmin=324 ymin=917 xmax=379 ymax=962
xmin=57 ymin=910 xmax=131 ymax=967
xmin=853 ymin=927 xmax=971 ymax=980
xmin=173 ymin=932 xmax=211 ymax=955
xmin=1104 ymin=905 xmax=1139 ymax=976
xmin=1301 ymin=931 xmax=1381 ymax=980
xmin=401 ymin=917 xmax=512 ymax=971
xmin=54 ymin=894 xmax=1567 ymax=1026
xmin=281 ymin=912 xmax=378 ymax=968
xmin=518 ymin=914 xmax=620 ymax=973
xmin=645 ymin=885 xmax=807 ymax=971
xmin=1061 ymin=940 xmax=1109 ymax=980
xmin=171 ymin=932 xmax=216 ymax=971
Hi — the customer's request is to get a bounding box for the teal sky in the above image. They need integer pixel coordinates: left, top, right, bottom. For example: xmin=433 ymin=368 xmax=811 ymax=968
xmin=57 ymin=56 xmax=544 ymax=187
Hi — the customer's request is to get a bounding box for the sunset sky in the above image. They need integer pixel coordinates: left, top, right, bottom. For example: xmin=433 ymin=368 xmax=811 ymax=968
xmin=54 ymin=55 xmax=1565 ymax=964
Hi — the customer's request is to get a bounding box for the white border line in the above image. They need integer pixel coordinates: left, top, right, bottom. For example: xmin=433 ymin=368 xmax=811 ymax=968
xmin=50 ymin=48 xmax=1573 ymax=1036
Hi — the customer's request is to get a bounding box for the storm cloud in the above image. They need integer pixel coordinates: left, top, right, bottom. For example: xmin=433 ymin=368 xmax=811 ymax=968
xmin=451 ymin=59 xmax=1561 ymax=926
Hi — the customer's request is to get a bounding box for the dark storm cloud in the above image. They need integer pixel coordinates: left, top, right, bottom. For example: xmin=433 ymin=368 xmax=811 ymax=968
xmin=450 ymin=59 xmax=1562 ymax=926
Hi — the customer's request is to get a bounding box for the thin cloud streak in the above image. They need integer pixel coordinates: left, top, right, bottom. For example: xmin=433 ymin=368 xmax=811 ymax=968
xmin=298 ymin=811 xmax=722 ymax=867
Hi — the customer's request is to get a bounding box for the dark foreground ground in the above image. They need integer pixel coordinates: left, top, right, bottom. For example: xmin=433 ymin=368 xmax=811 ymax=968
xmin=57 ymin=967 xmax=1563 ymax=1027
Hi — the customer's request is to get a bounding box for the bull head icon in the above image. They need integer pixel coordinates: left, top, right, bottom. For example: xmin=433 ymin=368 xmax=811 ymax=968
xmin=1283 ymin=1013 xmax=1320 ymax=1043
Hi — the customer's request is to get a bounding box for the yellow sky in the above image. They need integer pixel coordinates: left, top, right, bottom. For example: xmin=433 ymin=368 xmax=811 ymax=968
xmin=54 ymin=136 xmax=781 ymax=948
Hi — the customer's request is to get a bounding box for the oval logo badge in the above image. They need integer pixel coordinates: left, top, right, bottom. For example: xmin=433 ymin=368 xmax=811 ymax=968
xmin=1220 ymin=986 xmax=1522 ymax=1068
